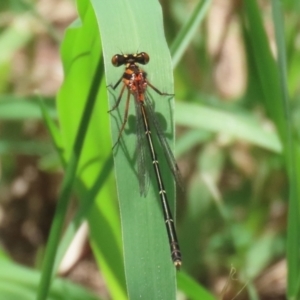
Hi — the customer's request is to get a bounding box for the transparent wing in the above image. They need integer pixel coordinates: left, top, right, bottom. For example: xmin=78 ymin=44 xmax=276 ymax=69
xmin=144 ymin=94 xmax=184 ymax=190
xmin=134 ymin=94 xmax=150 ymax=197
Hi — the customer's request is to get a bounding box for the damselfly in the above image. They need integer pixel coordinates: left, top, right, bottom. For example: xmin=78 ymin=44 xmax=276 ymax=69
xmin=108 ymin=52 xmax=182 ymax=269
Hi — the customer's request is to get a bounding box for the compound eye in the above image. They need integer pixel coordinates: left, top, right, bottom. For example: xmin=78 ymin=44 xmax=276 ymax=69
xmin=137 ymin=52 xmax=150 ymax=65
xmin=141 ymin=52 xmax=150 ymax=64
xmin=111 ymin=54 xmax=125 ymax=67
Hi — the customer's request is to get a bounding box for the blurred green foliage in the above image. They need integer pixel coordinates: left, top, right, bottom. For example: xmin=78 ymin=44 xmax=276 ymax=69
xmin=0 ymin=0 xmax=300 ymax=299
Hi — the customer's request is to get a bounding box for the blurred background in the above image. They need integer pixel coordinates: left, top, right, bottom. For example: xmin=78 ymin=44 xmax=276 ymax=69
xmin=1 ymin=0 xmax=299 ymax=299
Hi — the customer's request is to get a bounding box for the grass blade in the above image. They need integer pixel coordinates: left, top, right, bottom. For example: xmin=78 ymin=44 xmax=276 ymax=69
xmin=243 ymin=0 xmax=285 ymax=140
xmin=1 ymin=259 xmax=100 ymax=300
xmin=90 ymin=0 xmax=178 ymax=298
xmin=271 ymin=1 xmax=300 ymax=298
xmin=175 ymin=102 xmax=281 ymax=153
xmin=36 ymin=14 xmax=105 ymax=300
xmin=55 ymin=1 xmax=126 ymax=299
xmin=177 ymin=271 xmax=215 ymax=300
xmin=170 ymin=0 xmax=212 ymax=68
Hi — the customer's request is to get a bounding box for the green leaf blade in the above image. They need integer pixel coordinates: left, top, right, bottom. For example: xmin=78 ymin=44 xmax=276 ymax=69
xmin=90 ymin=0 xmax=178 ymax=298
